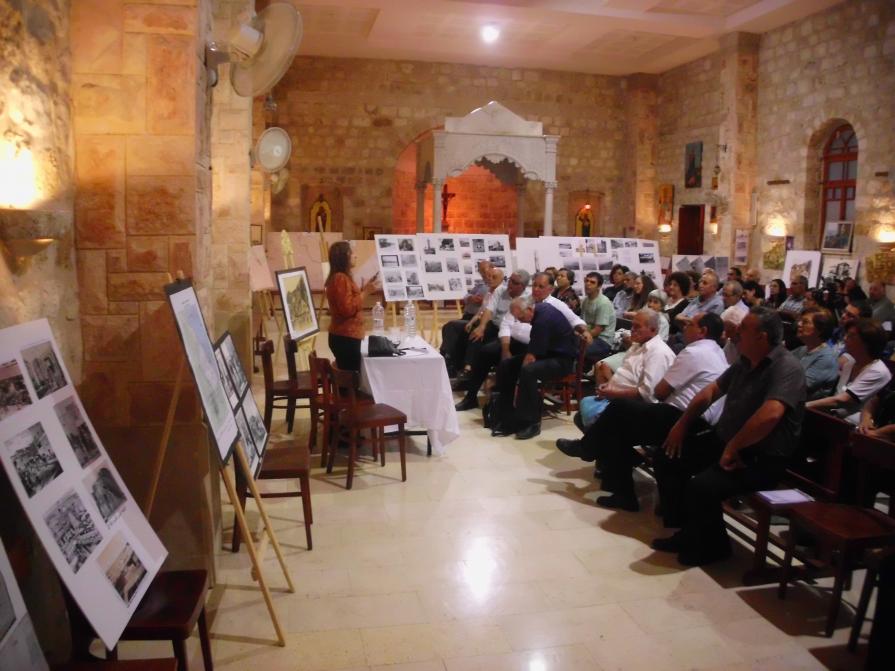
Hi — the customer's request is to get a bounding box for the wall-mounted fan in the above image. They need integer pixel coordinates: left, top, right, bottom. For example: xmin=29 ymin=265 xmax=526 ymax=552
xmin=206 ymin=3 xmax=302 ymax=97
xmin=252 ymin=127 xmax=292 ymax=195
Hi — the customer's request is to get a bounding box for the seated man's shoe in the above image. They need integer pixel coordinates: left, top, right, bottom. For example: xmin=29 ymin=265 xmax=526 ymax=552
xmin=677 ymin=542 xmax=732 ymax=567
xmin=556 ymin=438 xmax=595 ymax=461
xmin=455 ymin=397 xmax=478 ymax=411
xmin=515 ymin=423 xmax=541 ymax=440
xmin=596 ymin=493 xmax=640 ymax=512
xmin=651 ymin=531 xmax=685 ymax=553
xmin=491 ymin=423 xmax=513 ymax=437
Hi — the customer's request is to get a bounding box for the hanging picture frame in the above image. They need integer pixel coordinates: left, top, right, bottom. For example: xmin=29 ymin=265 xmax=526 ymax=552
xmin=685 ymin=141 xmax=703 ymax=188
xmin=821 ymin=220 xmax=854 ymax=253
xmin=275 ymin=266 xmax=319 ymax=341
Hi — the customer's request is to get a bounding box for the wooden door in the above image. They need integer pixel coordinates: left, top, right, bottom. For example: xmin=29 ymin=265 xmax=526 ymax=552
xmin=677 ymin=205 xmax=705 ymax=255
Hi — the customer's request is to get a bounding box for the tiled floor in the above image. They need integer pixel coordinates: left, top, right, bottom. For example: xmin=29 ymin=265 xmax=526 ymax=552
xmin=119 ymin=347 xmax=871 ymax=670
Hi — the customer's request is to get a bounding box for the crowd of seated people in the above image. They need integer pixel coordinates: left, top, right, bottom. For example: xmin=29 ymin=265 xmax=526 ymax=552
xmin=445 ymin=260 xmax=895 ymax=568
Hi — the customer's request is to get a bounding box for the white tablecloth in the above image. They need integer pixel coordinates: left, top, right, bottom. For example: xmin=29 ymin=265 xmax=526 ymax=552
xmin=360 ymin=335 xmax=459 ymax=455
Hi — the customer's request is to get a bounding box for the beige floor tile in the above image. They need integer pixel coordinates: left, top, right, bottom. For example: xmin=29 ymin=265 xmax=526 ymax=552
xmin=444 ymin=644 xmax=599 ymax=671
xmin=361 ymin=623 xmax=437 ymax=666
xmin=418 ymin=581 xmax=552 ymax=621
xmin=497 ymin=604 xmax=644 ymax=651
xmin=279 ymin=592 xmax=427 ymax=633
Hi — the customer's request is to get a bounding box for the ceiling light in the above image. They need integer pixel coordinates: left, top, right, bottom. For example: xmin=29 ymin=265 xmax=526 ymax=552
xmin=481 ymin=25 xmax=500 ymax=44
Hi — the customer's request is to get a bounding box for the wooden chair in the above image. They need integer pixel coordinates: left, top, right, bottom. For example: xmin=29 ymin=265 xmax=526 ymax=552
xmin=55 ymin=661 xmax=177 ymax=671
xmin=232 ymin=438 xmax=313 ymax=552
xmin=327 ymin=365 xmax=407 ymax=489
xmin=313 ymin=355 xmax=374 ymax=468
xmin=258 ymin=338 xmax=314 ymax=433
xmin=777 ymin=431 xmax=895 ymax=638
xmin=540 ymin=338 xmax=588 ymax=415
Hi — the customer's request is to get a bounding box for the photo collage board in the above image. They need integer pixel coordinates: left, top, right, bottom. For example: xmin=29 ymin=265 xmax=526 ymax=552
xmin=515 ymin=236 xmax=663 ymax=293
xmin=0 ymin=536 xmax=48 ymax=670
xmin=0 ymin=319 xmax=168 ymax=649
xmin=373 ymin=233 xmax=513 ymax=302
xmin=213 ymin=332 xmax=269 ymax=477
xmin=671 ymin=255 xmax=731 ymax=281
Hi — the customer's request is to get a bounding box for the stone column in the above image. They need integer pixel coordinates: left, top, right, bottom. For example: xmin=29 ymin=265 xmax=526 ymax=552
xmin=415 ymin=181 xmax=426 ymax=232
xmin=432 ymin=178 xmax=444 ymax=233
xmin=516 ymin=181 xmax=526 ymax=238
xmin=543 ymin=181 xmax=557 ymax=236
xmin=625 ymin=74 xmax=658 ymax=239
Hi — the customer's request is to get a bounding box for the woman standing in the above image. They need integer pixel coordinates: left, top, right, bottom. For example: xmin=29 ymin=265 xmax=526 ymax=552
xmin=325 ymin=241 xmax=380 ymax=371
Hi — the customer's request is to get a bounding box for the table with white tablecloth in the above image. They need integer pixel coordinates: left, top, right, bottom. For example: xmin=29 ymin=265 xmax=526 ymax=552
xmin=359 ymin=335 xmax=459 ymax=455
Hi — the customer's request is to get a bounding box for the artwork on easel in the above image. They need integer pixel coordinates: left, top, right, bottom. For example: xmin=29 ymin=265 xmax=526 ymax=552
xmin=0 ymin=537 xmax=49 ymax=670
xmin=165 ymin=281 xmax=239 ymax=463
xmin=214 ymin=332 xmax=268 ymax=477
xmin=0 ymin=319 xmax=167 ymax=650
xmin=276 ymin=267 xmax=319 ymax=341
xmin=783 ymin=250 xmax=822 ymax=288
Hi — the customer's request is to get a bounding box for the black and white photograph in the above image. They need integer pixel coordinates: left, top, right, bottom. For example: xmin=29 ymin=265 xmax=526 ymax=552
xmin=380 ymin=255 xmax=399 ymax=268
xmin=487 ymin=240 xmax=505 ymax=252
xmin=439 ymin=238 xmax=455 ymax=252
xmin=383 ymin=270 xmax=404 ymax=284
xmin=423 ymin=240 xmax=436 ymax=255
xmin=84 ymin=465 xmax=126 ymax=525
xmin=53 ymin=397 xmax=100 ymax=469
xmin=405 ymin=271 xmax=420 ymax=285
xmin=445 ymin=258 xmax=460 ymax=273
xmin=581 ymin=258 xmax=598 ymax=271
xmin=398 ymin=238 xmax=415 ymax=251
xmin=44 ymin=490 xmax=102 ymax=574
xmin=424 ymin=260 xmax=443 ymax=273
xmin=489 ymin=255 xmax=506 ymax=268
xmin=427 ymin=283 xmax=445 ymax=293
xmin=610 ymin=239 xmax=624 ymax=249
xmin=472 ymin=239 xmax=485 ymax=253
xmin=400 ymin=253 xmax=417 ymax=268
xmin=5 ymin=423 xmax=63 ymax=499
xmin=234 ymin=404 xmax=256 ymax=458
xmin=97 ymin=535 xmax=147 ymax=606
xmin=820 ymin=255 xmax=858 ymax=285
xmin=0 ymin=359 xmax=31 ymax=421
xmin=563 ymin=259 xmax=581 ymax=271
xmin=448 ymin=278 xmax=463 ymax=291
xmin=407 ymin=285 xmax=425 ymax=299
xmin=642 ymin=241 xmax=656 ymax=248
xmin=465 ymin=278 xmax=473 ymax=287
xmin=243 ymin=396 xmax=268 ymax=456
xmin=220 ymin=334 xmax=249 ymax=398
xmin=459 ymin=238 xmax=471 ymax=248
xmin=624 ymin=240 xmax=638 ymax=248
xmin=461 ymin=251 xmax=471 ymax=260
xmin=639 ymin=252 xmax=656 ymax=265
xmin=21 ymin=341 xmax=67 ymax=400
xmin=214 ymin=348 xmax=240 ymax=409
xmin=463 ymin=264 xmax=473 ymax=275
xmin=388 ymin=287 xmax=407 ymax=300
xmin=559 ymin=242 xmax=572 ymax=250
xmin=598 ymin=259 xmax=614 ymax=271
xmin=589 ymin=239 xmax=608 ymax=254
xmin=377 ymin=237 xmax=396 ymax=250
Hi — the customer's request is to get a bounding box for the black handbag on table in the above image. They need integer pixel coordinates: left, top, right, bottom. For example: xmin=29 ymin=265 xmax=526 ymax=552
xmin=367 ymin=335 xmax=405 ymax=357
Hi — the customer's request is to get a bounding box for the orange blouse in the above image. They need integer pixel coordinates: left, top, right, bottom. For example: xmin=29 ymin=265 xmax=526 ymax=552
xmin=326 ymin=272 xmax=365 ymax=339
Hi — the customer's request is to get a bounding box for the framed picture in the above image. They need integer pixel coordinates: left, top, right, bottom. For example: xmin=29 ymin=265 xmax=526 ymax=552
xmin=821 ymin=220 xmax=854 ymax=252
xmin=165 ymin=281 xmax=239 ymax=463
xmin=275 ymin=267 xmax=319 ymax=341
xmin=783 ymin=250 xmax=822 ymax=288
xmin=685 ymin=141 xmax=702 ymax=188
xmin=657 ymin=184 xmax=674 ymax=227
xmin=734 ymin=228 xmax=749 ymax=266
xmin=820 ymin=254 xmax=860 ymax=286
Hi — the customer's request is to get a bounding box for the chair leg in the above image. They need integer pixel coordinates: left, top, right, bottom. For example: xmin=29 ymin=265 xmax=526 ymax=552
xmin=399 ymin=424 xmax=406 ymax=482
xmin=263 ymin=395 xmax=274 ymax=432
xmin=849 ymin=566 xmax=877 ymax=652
xmin=778 ymin=522 xmax=798 ymax=600
xmin=198 ymin=607 xmax=214 ymax=671
xmin=286 ymin=396 xmax=297 ymax=433
xmin=826 ymin=549 xmax=851 ymax=637
xmin=107 ymin=645 xmax=119 ymax=661
xmin=300 ymin=472 xmax=313 ymax=550
xmin=326 ymin=427 xmax=338 ymax=474
xmin=309 ymin=405 xmax=319 ymax=452
xmin=379 ymin=427 xmax=386 ymax=466
xmin=173 ymin=637 xmax=189 ymax=671
xmin=320 ymin=412 xmax=332 ymax=468
xmin=347 ymin=428 xmax=357 ymax=490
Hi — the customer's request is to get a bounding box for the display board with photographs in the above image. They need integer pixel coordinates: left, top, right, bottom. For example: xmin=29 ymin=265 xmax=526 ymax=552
xmin=417 ymin=233 xmax=512 ymax=301
xmin=671 ymin=255 xmax=731 ymax=280
xmin=819 ymin=254 xmax=860 ymax=287
xmin=374 ymin=235 xmax=423 ymax=302
xmin=275 ymin=267 xmax=319 ymax=342
xmin=213 ymin=332 xmax=268 ymax=477
xmin=165 ymin=281 xmax=239 ymax=463
xmin=783 ymin=250 xmax=822 ymax=288
xmin=0 ymin=537 xmax=49 ymax=671
xmin=0 ymin=319 xmax=167 ymax=649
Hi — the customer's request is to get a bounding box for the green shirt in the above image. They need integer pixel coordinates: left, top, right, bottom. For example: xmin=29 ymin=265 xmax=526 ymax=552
xmin=580 ymin=293 xmax=616 ymax=345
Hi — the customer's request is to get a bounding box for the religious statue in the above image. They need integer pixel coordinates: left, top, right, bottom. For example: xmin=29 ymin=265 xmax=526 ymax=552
xmin=280 ymin=229 xmax=294 ymax=268
xmin=309 ymin=194 xmax=331 ymax=233
xmin=441 ymin=183 xmax=456 ymax=225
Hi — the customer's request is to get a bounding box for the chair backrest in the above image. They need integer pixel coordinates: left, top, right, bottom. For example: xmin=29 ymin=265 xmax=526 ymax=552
xmin=789 ymin=407 xmax=854 ymax=500
xmin=259 ymin=339 xmax=275 ymax=393
xmin=330 ymin=365 xmax=358 ymax=411
xmin=851 ymin=432 xmax=895 ymax=514
xmin=283 ymin=335 xmax=299 ymax=385
xmin=308 ymin=352 xmax=333 ymax=404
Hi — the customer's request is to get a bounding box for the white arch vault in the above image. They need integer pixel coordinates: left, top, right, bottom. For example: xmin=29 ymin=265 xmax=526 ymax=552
xmin=415 ymin=101 xmax=559 ymax=235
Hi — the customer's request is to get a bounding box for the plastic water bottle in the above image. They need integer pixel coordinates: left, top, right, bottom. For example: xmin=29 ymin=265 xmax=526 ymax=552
xmin=404 ymin=301 xmax=416 ymax=339
xmin=372 ymin=301 xmax=385 ymax=335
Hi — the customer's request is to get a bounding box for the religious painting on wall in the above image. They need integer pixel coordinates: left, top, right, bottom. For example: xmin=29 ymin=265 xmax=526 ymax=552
xmin=657 ymin=184 xmax=674 ymax=228
xmin=821 ymin=220 xmax=854 ymax=253
xmin=309 ymin=194 xmax=332 ymax=233
xmin=574 ymin=205 xmax=594 ymax=237
xmin=363 ymin=226 xmax=382 ymax=241
xmin=685 ymin=141 xmax=703 ymax=188
xmin=275 ymin=267 xmax=319 ymax=341
xmin=300 ymin=185 xmax=342 ymax=232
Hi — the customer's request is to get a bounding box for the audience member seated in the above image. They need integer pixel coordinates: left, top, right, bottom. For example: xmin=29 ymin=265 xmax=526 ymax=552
xmin=727 ymin=267 xmax=743 ymax=283
xmin=869 ymin=280 xmax=895 ymax=326
xmin=791 ymin=308 xmax=839 ymax=399
xmin=721 ymin=281 xmax=748 ymax=323
xmin=778 ymin=274 xmax=808 ymax=320
xmin=766 ymin=278 xmax=786 ymax=309
xmin=623 ymin=273 xmax=657 ymax=319
xmin=552 ymin=268 xmax=581 ymax=314
xmin=663 ymin=271 xmax=692 ymax=332
xmin=830 ymin=299 xmax=872 ymax=356
xmin=448 ymin=267 xmax=505 ymax=380
xmin=675 ymin=270 xmax=725 ymax=329
xmin=651 ymin=307 xmax=806 ymax=566
xmin=602 ymin=264 xmax=628 ymax=302
xmin=802 ymin=288 xmax=824 ymax=312
xmin=744 ymin=268 xmax=762 ymax=284
xmin=556 ymin=312 xmax=727 ymax=512
xmin=490 ymin=296 xmax=580 ymax=440
xmin=807 ymin=318 xmax=891 ymax=424
xmin=741 ymin=280 xmax=764 ymax=307
xmin=580 ymin=271 xmax=616 ymax=362
xmin=440 ymin=260 xmax=493 ymax=375
xmin=646 ymin=290 xmax=670 ymax=341
xmin=685 ymin=270 xmax=702 ymax=300
xmin=612 ymin=271 xmax=637 ymax=317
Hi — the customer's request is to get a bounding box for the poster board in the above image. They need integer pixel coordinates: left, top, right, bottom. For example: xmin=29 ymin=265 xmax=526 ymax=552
xmin=783 ymin=250 xmax=822 ymax=288
xmin=0 ymin=319 xmax=167 ymax=649
xmin=417 ymin=233 xmax=511 ymax=301
xmin=165 ymin=281 xmax=239 ymax=463
xmin=0 ymin=537 xmax=48 ymax=670
xmin=214 ymin=333 xmax=268 ymax=478
xmin=819 ymin=254 xmax=860 ymax=286
xmin=249 ymin=245 xmax=276 ymax=292
xmin=275 ymin=267 xmax=319 ymax=341
xmin=374 ymin=234 xmax=423 ymax=302
xmin=671 ymin=255 xmax=730 ymax=280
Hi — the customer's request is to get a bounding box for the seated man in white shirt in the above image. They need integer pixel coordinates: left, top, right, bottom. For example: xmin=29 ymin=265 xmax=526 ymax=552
xmin=556 ymin=312 xmax=728 ymax=511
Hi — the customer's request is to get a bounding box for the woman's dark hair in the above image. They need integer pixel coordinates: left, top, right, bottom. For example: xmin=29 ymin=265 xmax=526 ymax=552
xmin=685 ymin=270 xmax=701 ymax=292
xmin=847 ymin=318 xmax=888 ymax=359
xmin=629 ymin=273 xmax=657 ymax=311
xmin=667 ymin=271 xmax=691 ymax=295
xmin=847 ymin=285 xmax=868 ymax=303
xmin=803 ymin=307 xmax=837 ymax=341
xmin=767 ymin=279 xmax=787 ymax=308
xmin=559 ymin=268 xmax=575 ymax=284
xmin=610 ymin=264 xmax=628 ymax=280
xmin=807 ymin=289 xmax=825 ymax=305
xmin=742 ymin=279 xmax=765 ymax=300
xmin=326 ymin=241 xmax=352 ymax=285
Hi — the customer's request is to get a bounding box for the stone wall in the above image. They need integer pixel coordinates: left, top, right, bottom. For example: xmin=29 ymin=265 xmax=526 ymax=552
xmin=269 ymin=57 xmax=629 ymax=239
xmin=754 ymin=0 xmax=895 ymax=281
xmin=71 ymin=0 xmax=216 ymax=574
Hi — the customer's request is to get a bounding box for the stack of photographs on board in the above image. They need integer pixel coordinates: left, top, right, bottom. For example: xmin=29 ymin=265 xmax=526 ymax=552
xmin=165 ymin=281 xmax=239 ymax=463
xmin=214 ymin=332 xmax=269 ymax=477
xmin=0 ymin=319 xmax=167 ymax=649
xmin=417 ymin=234 xmax=512 ymax=301
xmin=672 ymin=255 xmax=730 ymax=281
xmin=0 ymin=536 xmax=48 ymax=670
xmin=374 ymin=235 xmax=424 ymax=302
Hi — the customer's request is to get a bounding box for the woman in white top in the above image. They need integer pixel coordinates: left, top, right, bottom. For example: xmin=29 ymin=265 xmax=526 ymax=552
xmin=807 ymin=318 xmax=892 ymax=424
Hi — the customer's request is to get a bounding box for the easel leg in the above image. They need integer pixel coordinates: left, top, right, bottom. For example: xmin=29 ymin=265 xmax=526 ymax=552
xmin=235 ymin=443 xmax=296 ymax=593
xmin=220 ymin=462 xmax=287 ymax=646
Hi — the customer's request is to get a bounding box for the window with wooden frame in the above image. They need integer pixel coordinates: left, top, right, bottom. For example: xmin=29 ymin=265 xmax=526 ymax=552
xmin=819 ymin=124 xmax=858 ymax=249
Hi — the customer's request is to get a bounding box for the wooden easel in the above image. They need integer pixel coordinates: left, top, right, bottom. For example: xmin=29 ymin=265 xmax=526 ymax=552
xmin=149 ymin=275 xmax=293 ymax=647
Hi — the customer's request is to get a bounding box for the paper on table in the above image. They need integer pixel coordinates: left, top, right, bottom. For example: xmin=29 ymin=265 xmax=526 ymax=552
xmin=757 ymin=489 xmax=814 ymax=505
